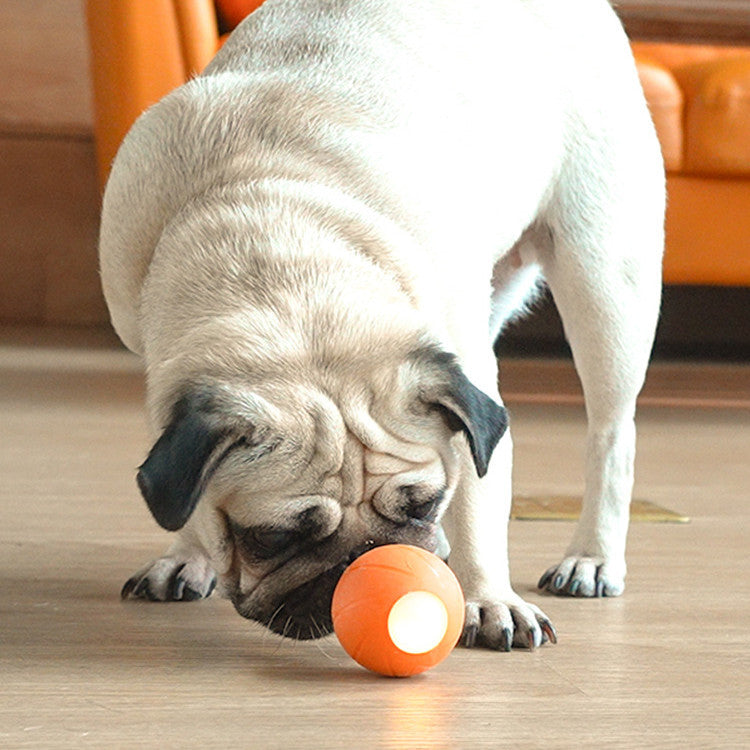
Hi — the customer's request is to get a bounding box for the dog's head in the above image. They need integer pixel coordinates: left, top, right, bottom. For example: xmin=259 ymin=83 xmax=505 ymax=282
xmin=136 ymin=345 xmax=507 ymax=639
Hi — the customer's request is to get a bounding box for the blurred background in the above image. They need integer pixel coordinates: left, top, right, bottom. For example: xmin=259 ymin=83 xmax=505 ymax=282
xmin=1 ymin=0 xmax=749 ymax=359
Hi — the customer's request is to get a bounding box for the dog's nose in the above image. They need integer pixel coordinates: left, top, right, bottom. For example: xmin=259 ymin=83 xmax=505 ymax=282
xmin=348 ymin=540 xmax=377 ymax=564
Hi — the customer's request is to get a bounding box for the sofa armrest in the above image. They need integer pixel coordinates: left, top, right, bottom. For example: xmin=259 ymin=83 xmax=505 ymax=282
xmin=86 ymin=0 xmax=219 ymax=186
xmin=175 ymin=0 xmax=221 ymax=77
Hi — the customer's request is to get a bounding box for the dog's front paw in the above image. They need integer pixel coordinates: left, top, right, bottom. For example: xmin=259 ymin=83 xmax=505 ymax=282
xmin=121 ymin=555 xmax=217 ymax=602
xmin=538 ymin=555 xmax=625 ymax=597
xmin=460 ymin=593 xmax=557 ymax=651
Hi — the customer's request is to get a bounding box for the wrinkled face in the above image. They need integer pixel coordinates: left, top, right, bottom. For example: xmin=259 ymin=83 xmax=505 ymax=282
xmin=220 ymin=454 xmax=456 ymax=638
xmin=137 ymin=347 xmax=506 ymax=639
xmin=193 ymin=369 xmax=462 ymax=640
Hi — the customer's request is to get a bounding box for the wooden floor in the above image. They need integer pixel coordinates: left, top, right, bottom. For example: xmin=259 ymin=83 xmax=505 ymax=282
xmin=2 ymin=326 xmax=749 ymax=748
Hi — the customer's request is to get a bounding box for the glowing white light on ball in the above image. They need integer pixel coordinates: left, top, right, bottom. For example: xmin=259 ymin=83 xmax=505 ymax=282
xmin=387 ymin=591 xmax=449 ymax=654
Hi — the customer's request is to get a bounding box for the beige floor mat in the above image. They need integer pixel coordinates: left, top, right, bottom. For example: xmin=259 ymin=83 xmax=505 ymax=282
xmin=511 ymin=495 xmax=690 ymax=523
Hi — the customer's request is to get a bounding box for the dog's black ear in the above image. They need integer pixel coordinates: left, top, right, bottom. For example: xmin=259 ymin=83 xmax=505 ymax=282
xmin=420 ymin=350 xmax=508 ymax=478
xmin=136 ymin=395 xmax=237 ymax=531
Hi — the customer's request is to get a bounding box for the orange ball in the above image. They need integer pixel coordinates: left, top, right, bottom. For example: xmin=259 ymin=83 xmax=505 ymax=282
xmin=331 ymin=544 xmax=465 ymax=677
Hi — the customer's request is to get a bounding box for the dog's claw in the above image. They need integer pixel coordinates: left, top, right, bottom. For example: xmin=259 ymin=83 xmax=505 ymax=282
xmin=460 ymin=596 xmax=554 ymax=652
xmin=133 ymin=577 xmax=156 ymax=600
xmin=499 ymin=627 xmax=513 ymax=652
xmin=539 ymin=617 xmax=558 ymax=645
xmin=539 ymin=556 xmax=626 ymax=598
xmin=171 ymin=578 xmax=186 ymax=600
xmin=181 ymin=585 xmax=202 ymax=601
xmin=461 ymin=624 xmax=479 ymax=649
xmin=537 ymin=567 xmax=555 ymax=590
xmin=121 ymin=576 xmax=138 ymax=600
xmin=167 ymin=563 xmax=187 ymax=600
xmin=122 ymin=555 xmax=217 ymax=602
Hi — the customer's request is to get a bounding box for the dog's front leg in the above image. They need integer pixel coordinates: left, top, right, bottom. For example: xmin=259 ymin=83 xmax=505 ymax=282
xmin=444 ymin=430 xmax=556 ymax=650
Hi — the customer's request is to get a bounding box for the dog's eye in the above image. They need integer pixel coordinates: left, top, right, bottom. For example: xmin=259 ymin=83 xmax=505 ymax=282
xmin=243 ymin=527 xmax=299 ymax=559
xmin=401 ymin=486 xmax=444 ymax=522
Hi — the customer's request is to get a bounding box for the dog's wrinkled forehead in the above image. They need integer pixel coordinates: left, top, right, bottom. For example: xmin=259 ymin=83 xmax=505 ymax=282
xmin=135 ymin=344 xmax=506 ymax=532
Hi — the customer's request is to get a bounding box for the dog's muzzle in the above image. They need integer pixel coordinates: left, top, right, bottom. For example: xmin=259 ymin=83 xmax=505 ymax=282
xmin=241 ymin=543 xmax=374 ymax=640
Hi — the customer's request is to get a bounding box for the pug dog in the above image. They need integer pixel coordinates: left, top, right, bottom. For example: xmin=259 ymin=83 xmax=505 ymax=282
xmin=103 ymin=0 xmax=663 ymax=650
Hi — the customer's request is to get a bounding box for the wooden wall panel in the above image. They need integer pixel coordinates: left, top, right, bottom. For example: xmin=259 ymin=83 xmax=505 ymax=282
xmin=0 ymin=136 xmax=106 ymax=325
xmin=0 ymin=0 xmax=107 ymax=325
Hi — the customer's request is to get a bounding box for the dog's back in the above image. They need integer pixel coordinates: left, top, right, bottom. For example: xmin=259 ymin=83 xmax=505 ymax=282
xmin=100 ymin=0 xmax=650 ymax=355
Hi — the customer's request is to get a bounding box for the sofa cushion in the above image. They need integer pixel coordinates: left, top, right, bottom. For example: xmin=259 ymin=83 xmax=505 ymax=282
xmin=634 ymin=54 xmax=684 ymax=172
xmin=681 ymin=58 xmax=750 ymax=176
xmin=631 ymin=43 xmax=750 ymax=177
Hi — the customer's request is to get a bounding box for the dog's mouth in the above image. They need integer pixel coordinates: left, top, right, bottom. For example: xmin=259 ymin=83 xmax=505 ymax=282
xmin=232 ymin=534 xmax=450 ymax=640
xmin=232 ymin=542 xmax=383 ymax=640
xmin=235 ymin=560 xmax=348 ymax=640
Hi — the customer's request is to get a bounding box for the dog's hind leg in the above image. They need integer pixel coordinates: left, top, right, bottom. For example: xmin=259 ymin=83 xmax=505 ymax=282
xmin=489 ymin=226 xmax=547 ymax=342
xmin=536 ymin=131 xmax=664 ymax=598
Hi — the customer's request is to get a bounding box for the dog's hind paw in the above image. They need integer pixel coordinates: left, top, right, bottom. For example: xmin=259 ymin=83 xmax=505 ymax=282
xmin=459 ymin=594 xmax=557 ymax=651
xmin=538 ymin=556 xmax=625 ymax=597
xmin=121 ymin=555 xmax=217 ymax=602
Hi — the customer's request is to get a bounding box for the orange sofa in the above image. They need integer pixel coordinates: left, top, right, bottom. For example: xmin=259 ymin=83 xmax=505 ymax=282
xmin=86 ymin=1 xmax=750 ymax=286
xmin=633 ymin=42 xmax=750 ymax=285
